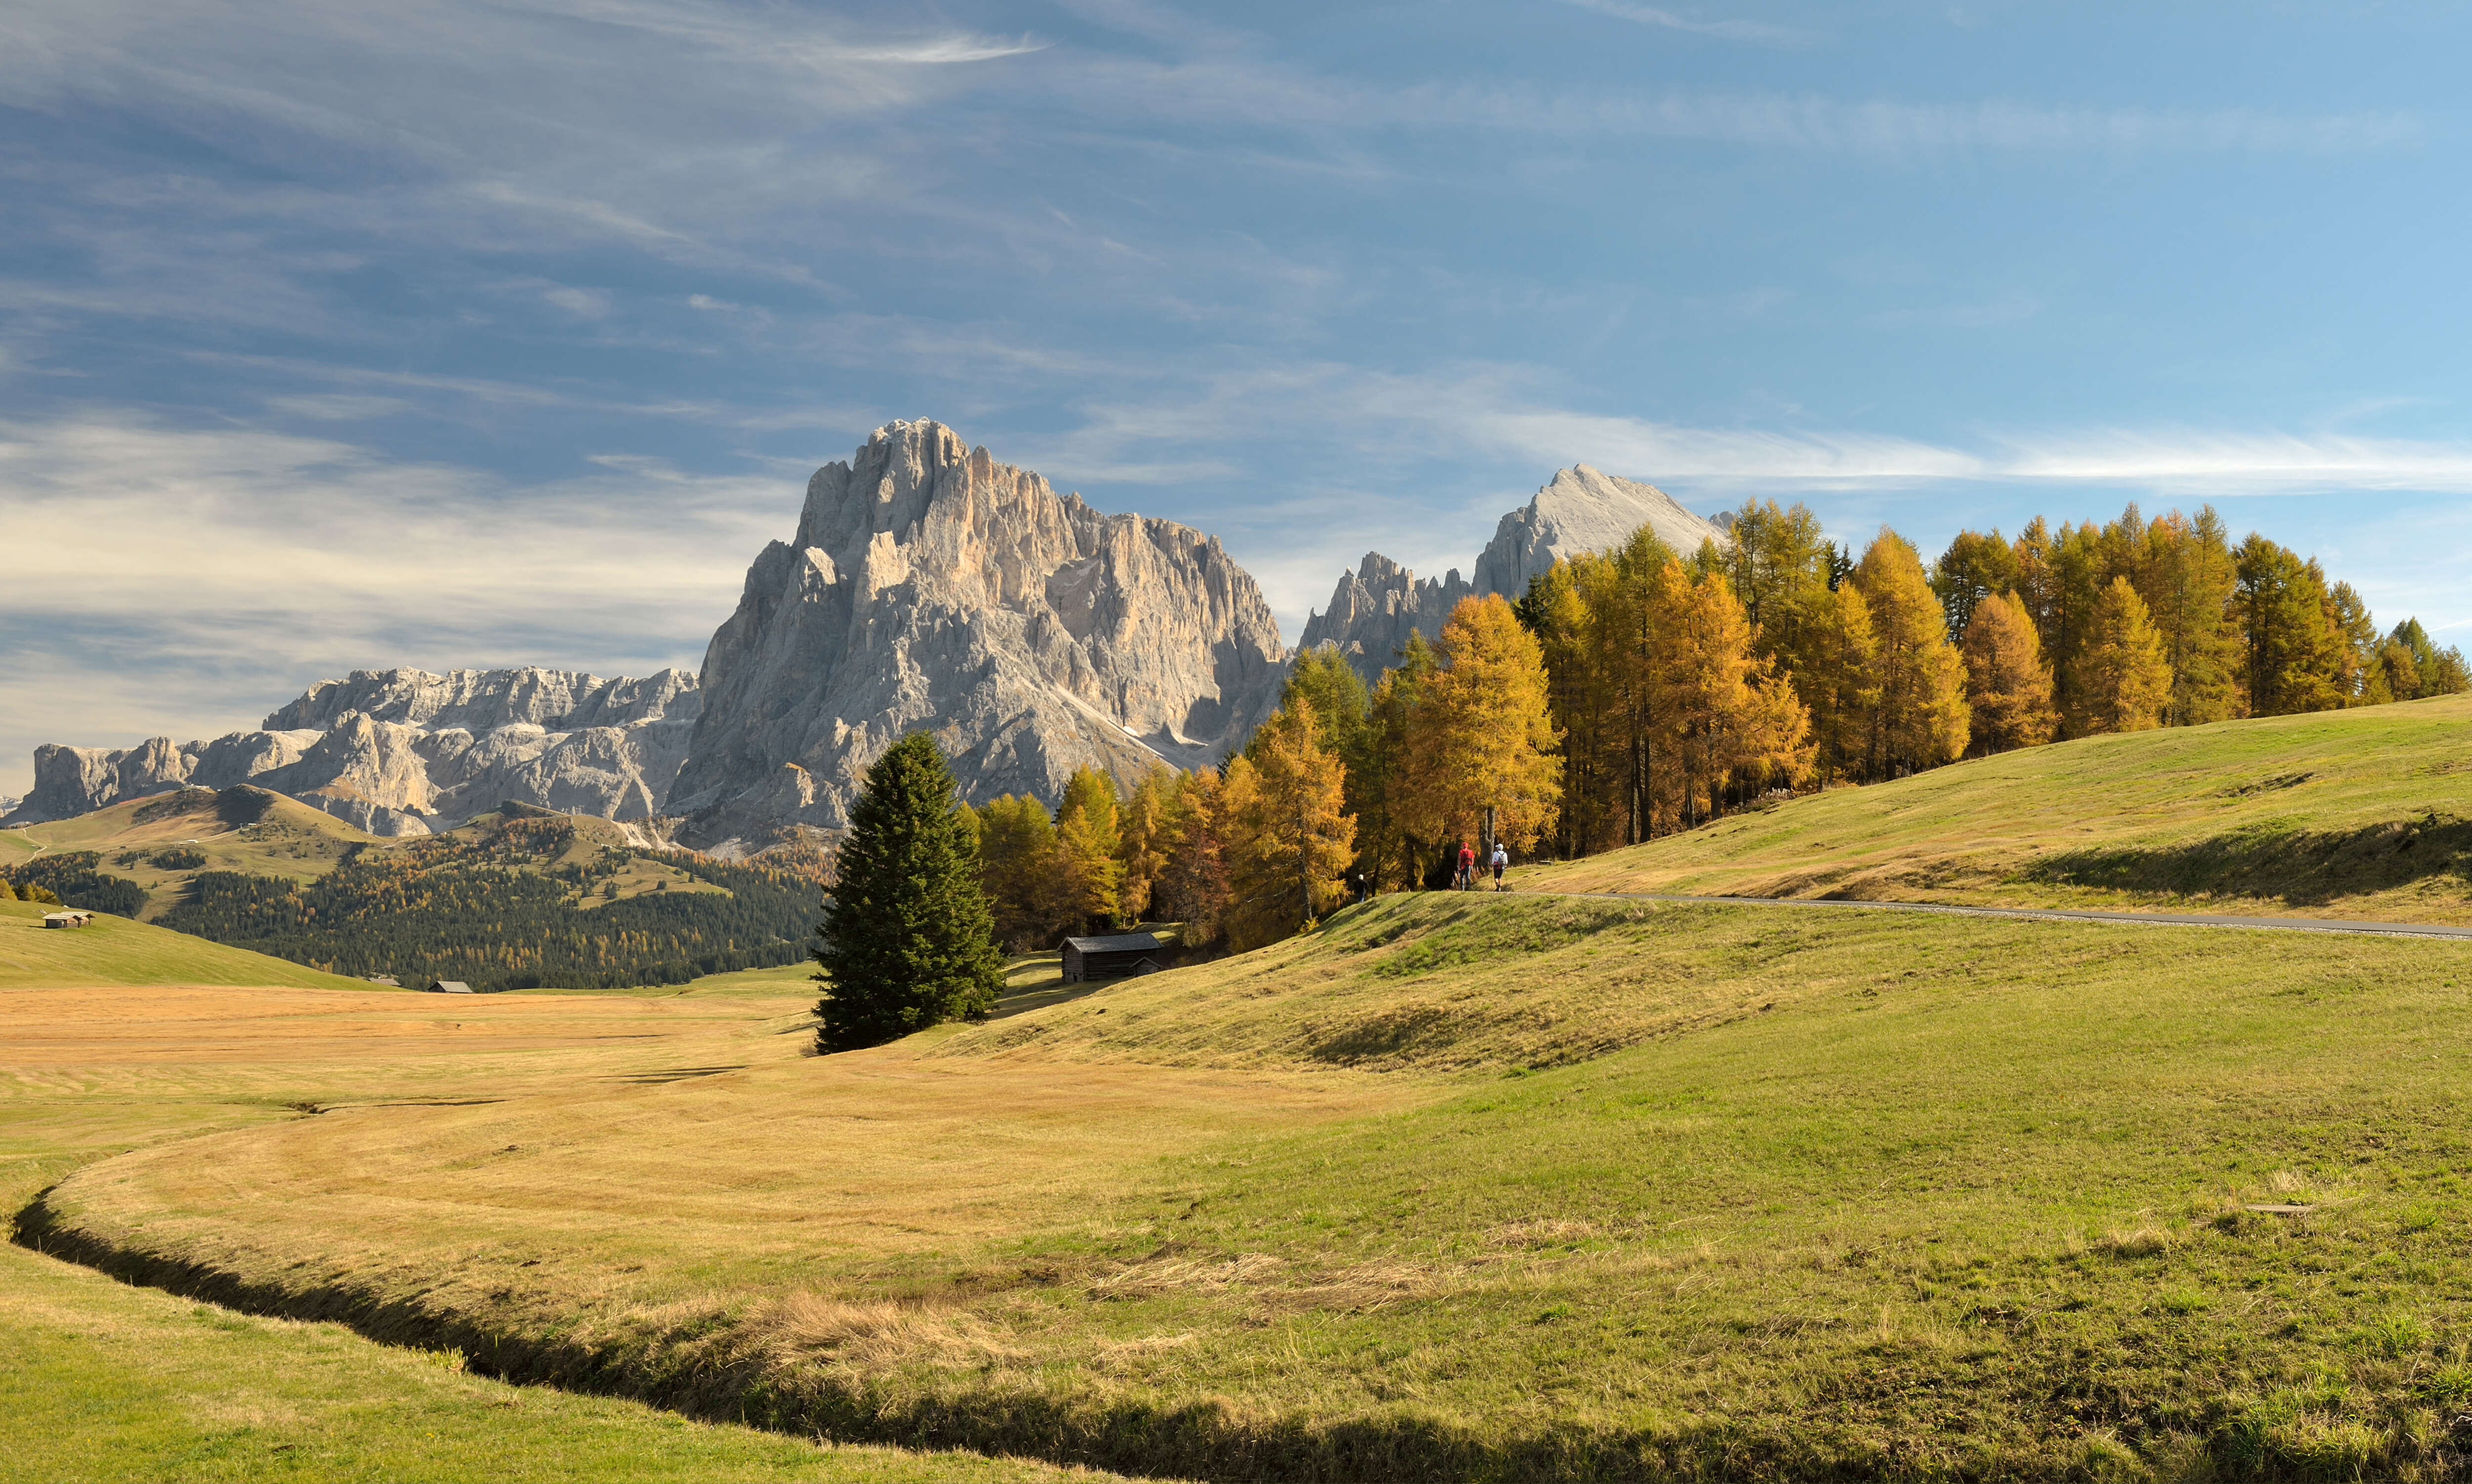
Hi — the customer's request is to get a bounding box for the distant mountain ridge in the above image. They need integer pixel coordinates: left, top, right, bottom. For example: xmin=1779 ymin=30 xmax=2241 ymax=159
xmin=1300 ymin=463 xmax=1727 ymax=683
xmin=2 ymin=667 xmax=698 ymax=836
xmin=8 ymin=424 xmax=1721 ymax=848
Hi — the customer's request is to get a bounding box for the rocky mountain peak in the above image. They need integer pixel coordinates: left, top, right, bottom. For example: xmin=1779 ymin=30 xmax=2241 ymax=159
xmin=1303 ymin=464 xmax=1726 ymax=684
xmin=264 ymin=666 xmax=699 ymax=735
xmin=666 ymin=420 xmax=1288 ymax=850
xmin=1470 ymin=465 xmax=1727 ymax=600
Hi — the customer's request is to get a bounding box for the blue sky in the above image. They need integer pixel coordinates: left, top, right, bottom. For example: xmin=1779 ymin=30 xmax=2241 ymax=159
xmin=6 ymin=0 xmax=2472 ymax=796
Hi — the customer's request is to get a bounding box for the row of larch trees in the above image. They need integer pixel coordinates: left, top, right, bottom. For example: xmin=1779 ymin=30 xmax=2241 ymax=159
xmin=1930 ymin=504 xmax=2466 ymax=739
xmin=955 ymin=496 xmax=2465 ymax=958
xmin=1520 ymin=526 xmax=1816 ymax=856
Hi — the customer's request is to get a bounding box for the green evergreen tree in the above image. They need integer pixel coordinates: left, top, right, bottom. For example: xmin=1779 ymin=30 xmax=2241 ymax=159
xmin=813 ymin=733 xmax=1003 ymax=1052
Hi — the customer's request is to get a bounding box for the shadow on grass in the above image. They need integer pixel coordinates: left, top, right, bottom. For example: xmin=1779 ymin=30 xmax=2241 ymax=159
xmin=2021 ymin=814 xmax=2472 ymax=907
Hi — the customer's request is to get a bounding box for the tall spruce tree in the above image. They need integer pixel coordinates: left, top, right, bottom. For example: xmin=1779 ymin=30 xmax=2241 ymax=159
xmin=813 ymin=733 xmax=1003 ymax=1052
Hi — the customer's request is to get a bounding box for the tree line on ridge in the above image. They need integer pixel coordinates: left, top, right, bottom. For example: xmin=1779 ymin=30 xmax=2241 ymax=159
xmin=955 ymin=499 xmax=2465 ymax=954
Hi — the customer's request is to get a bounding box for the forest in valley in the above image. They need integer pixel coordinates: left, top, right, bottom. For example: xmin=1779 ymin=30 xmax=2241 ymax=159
xmin=966 ymin=500 xmax=2468 ymax=956
xmin=148 ymin=817 xmax=825 ymax=989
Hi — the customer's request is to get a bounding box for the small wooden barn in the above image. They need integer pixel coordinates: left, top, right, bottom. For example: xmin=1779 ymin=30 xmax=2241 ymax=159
xmin=1060 ymin=932 xmax=1164 ymax=984
xmin=41 ymin=910 xmax=95 ymax=930
xmin=425 ymin=980 xmax=476 ymax=995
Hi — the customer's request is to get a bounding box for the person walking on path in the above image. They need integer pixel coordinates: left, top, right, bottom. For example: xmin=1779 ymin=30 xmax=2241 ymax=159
xmin=1490 ymin=843 xmax=1509 ymax=891
xmin=1455 ymin=841 xmax=1476 ymax=891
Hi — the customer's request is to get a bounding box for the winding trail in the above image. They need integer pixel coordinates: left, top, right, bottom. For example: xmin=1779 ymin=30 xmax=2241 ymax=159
xmin=1510 ymin=889 xmax=2472 ymax=942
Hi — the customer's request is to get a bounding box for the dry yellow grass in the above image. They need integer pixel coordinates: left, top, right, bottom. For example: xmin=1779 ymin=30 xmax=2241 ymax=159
xmin=1 ymin=928 xmax=1158 ymax=1481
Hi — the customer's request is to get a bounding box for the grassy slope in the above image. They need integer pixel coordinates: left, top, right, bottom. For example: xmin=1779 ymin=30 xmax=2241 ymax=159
xmin=4 ymin=788 xmax=380 ymax=921
xmin=4 ymin=790 xmax=723 ymax=929
xmin=0 ymin=898 xmax=377 ymax=991
xmin=0 ymin=1266 xmax=1121 ymax=1484
xmin=1517 ymin=692 xmax=2472 ymax=924
xmin=42 ymin=894 xmax=2472 ymax=1479
xmin=0 ymin=919 xmax=1139 ymax=1484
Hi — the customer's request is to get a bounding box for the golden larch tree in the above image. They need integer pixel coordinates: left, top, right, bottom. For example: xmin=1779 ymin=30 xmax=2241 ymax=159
xmin=1222 ymin=699 xmax=1357 ymax=950
xmin=1114 ymin=764 xmax=1177 ymax=922
xmin=1854 ymin=531 xmax=1970 ymax=777
xmin=1051 ymin=766 xmax=1124 ymax=932
xmin=1647 ymin=564 xmax=1811 ymax=827
xmin=1798 ymin=582 xmax=1882 ymax=781
xmin=1960 ymin=590 xmax=2057 ymax=754
xmin=1152 ymin=767 xmax=1230 ymax=943
xmin=2067 ymin=576 xmax=2173 ymax=735
xmin=1403 ymin=595 xmax=1563 ymax=856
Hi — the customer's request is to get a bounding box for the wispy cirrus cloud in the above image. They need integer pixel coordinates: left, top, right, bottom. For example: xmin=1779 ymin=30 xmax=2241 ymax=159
xmin=0 ymin=411 xmax=797 ymax=784
xmin=1554 ymin=0 xmax=1813 ymax=46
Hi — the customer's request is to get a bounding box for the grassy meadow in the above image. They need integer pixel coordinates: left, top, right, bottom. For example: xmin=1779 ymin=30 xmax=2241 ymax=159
xmin=0 ymin=898 xmax=1136 ymax=1483
xmin=30 ymin=889 xmax=2472 ymax=1480
xmin=1517 ymin=692 xmax=2472 ymax=925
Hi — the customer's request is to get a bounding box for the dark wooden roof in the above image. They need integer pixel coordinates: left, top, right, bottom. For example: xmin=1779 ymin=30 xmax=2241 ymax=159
xmin=1062 ymin=932 xmax=1162 ymax=954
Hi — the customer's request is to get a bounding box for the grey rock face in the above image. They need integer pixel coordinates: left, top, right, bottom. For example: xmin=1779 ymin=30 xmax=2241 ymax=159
xmin=1294 ymin=553 xmax=1471 ymax=678
xmin=1470 ymin=465 xmax=1727 ymax=600
xmin=668 ymin=419 xmax=1288 ymax=850
xmin=1 ymin=666 xmax=698 ymax=835
xmin=1301 ymin=464 xmax=1726 ymax=685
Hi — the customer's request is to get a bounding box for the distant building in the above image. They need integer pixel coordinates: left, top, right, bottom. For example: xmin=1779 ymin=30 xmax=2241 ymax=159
xmin=1059 ymin=932 xmax=1164 ymax=984
xmin=426 ymin=979 xmax=476 ymax=994
xmin=41 ymin=910 xmax=95 ymax=929
xmin=366 ymin=975 xmax=401 ymax=987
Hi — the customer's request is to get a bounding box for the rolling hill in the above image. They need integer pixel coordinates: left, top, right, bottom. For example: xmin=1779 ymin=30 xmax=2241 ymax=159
xmin=2 ymin=788 xmax=824 ymax=990
xmin=0 ymin=892 xmax=1126 ymax=1484
xmin=33 ymin=888 xmax=2472 ymax=1480
xmin=1519 ymin=691 xmax=2472 ymax=924
xmin=0 ymin=894 xmax=379 ymax=992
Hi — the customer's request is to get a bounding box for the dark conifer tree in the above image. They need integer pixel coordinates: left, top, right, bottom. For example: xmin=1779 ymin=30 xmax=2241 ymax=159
xmin=813 ymin=733 xmax=1004 ymax=1052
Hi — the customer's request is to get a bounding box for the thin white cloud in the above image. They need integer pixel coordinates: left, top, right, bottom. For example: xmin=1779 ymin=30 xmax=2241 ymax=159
xmin=542 ymin=284 xmax=613 ymax=318
xmin=0 ymin=411 xmax=798 ymax=789
xmin=1555 ymin=0 xmax=1812 ymax=46
xmin=1994 ymin=430 xmax=2472 ymax=493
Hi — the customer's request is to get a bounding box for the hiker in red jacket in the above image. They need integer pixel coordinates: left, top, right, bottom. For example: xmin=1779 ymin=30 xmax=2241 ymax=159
xmin=1455 ymin=841 xmax=1476 ymax=890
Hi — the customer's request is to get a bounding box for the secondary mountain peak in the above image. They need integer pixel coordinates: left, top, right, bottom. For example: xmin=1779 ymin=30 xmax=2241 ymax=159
xmin=1301 ymin=464 xmax=1728 ymax=682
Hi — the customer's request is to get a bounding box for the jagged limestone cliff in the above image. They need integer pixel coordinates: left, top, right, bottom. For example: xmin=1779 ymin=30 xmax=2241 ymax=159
xmin=10 ymin=434 xmax=1715 ymax=847
xmin=667 ymin=420 xmax=1287 ymax=850
xmin=1 ymin=667 xmax=698 ymax=836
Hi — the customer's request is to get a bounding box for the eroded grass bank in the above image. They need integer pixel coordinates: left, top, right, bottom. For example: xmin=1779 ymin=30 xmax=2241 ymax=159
xmin=30 ymin=895 xmax=2472 ymax=1480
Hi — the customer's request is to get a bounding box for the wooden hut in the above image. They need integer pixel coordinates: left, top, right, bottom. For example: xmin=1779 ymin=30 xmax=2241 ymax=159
xmin=1059 ymin=932 xmax=1164 ymax=984
xmin=40 ymin=910 xmax=95 ymax=929
xmin=425 ymin=979 xmax=476 ymax=995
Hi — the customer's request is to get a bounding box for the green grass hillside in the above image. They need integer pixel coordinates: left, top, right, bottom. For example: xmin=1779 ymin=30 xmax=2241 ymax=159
xmin=1520 ymin=692 xmax=2472 ymax=923
xmin=0 ymin=909 xmax=1139 ymax=1483
xmin=3 ymin=787 xmax=383 ymax=920
xmin=2 ymin=790 xmax=822 ymax=991
xmin=41 ymin=892 xmax=2472 ymax=1480
xmin=0 ymin=897 xmax=376 ymax=991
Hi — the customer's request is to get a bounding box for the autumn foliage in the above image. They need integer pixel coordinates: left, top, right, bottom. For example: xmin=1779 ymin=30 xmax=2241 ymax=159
xmin=969 ymin=497 xmax=2461 ymax=955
